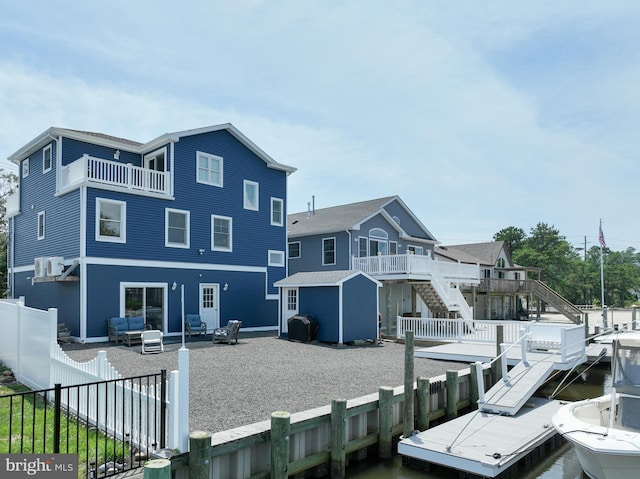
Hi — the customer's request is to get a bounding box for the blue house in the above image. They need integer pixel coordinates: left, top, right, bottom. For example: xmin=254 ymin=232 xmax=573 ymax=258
xmin=5 ymin=124 xmax=296 ymax=342
xmin=286 ymin=196 xmax=481 ymax=334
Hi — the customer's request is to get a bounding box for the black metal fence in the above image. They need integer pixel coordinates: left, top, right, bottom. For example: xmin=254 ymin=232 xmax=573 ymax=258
xmin=0 ymin=370 xmax=167 ymax=478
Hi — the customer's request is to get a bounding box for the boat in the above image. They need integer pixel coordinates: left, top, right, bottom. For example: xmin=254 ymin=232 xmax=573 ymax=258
xmin=552 ymin=338 xmax=640 ymax=479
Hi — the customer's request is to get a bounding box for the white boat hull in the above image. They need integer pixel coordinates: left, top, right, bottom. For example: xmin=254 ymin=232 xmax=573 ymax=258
xmin=552 ymin=394 xmax=640 ymax=479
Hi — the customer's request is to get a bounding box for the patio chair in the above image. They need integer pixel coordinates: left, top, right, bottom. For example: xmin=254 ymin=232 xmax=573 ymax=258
xmin=213 ymin=320 xmax=242 ymax=345
xmin=141 ymin=330 xmax=164 ymax=354
xmin=185 ymin=314 xmax=207 ymax=337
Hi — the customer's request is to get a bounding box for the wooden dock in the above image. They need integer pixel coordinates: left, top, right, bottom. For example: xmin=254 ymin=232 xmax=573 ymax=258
xmin=398 ymin=397 xmax=563 ymax=478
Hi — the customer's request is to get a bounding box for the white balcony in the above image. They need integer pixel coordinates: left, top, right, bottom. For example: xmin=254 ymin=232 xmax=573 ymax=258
xmin=352 ymin=253 xmax=480 ymax=285
xmin=60 ymin=154 xmax=171 ymax=197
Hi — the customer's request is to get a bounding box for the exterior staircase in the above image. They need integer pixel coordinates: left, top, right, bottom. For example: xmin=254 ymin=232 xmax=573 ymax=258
xmin=530 ymin=280 xmax=582 ymax=324
xmin=411 ymin=281 xmax=473 ymax=320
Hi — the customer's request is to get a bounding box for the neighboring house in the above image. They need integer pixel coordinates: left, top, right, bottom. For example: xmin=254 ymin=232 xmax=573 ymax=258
xmin=286 ymin=196 xmax=480 ymax=333
xmin=436 ymin=241 xmax=581 ymax=323
xmin=5 ymin=124 xmax=296 ymax=342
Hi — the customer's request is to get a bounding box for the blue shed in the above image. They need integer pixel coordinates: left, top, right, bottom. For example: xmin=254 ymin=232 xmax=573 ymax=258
xmin=275 ymin=270 xmax=381 ymax=344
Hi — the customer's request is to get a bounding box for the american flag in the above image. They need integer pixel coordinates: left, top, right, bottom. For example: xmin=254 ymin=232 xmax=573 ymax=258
xmin=599 ymin=224 xmax=606 ymax=249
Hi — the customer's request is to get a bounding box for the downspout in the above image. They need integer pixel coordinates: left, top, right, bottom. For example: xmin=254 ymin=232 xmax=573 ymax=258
xmin=47 ymin=133 xmax=61 ymax=193
xmin=347 ymin=230 xmax=352 ymax=269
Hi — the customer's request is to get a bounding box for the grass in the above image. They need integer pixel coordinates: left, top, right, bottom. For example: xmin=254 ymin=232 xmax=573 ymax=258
xmin=0 ymin=383 xmax=134 ymax=478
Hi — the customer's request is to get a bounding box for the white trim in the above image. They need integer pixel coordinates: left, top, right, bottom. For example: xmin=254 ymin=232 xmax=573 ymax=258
xmin=84 ymin=256 xmax=266 ymax=273
xmin=165 ymin=208 xmax=190 ymax=249
xmin=322 ymin=237 xmax=336 ymax=266
xmin=243 ymin=180 xmax=259 ymax=211
xmin=338 ymin=282 xmax=344 ymax=345
xmin=144 ymin=147 xmax=167 ymax=171
xmin=37 ymin=211 xmax=45 ymax=240
xmin=271 ymin=197 xmax=284 ymax=226
xmin=211 ymin=214 xmax=233 ymax=252
xmin=288 ymin=241 xmax=301 ymax=259
xmin=119 ymin=282 xmax=169 ymax=332
xmin=196 ymin=151 xmax=223 ymax=187
xmin=80 ymin=257 xmax=87 ymax=341
xmin=95 ymin=198 xmax=127 ymax=243
xmin=268 ymin=250 xmax=285 ymax=267
xmin=42 ymin=144 xmax=52 ymax=173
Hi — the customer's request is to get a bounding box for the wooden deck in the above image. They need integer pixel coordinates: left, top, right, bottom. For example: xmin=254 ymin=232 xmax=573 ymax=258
xmin=398 ymin=397 xmax=563 ymax=478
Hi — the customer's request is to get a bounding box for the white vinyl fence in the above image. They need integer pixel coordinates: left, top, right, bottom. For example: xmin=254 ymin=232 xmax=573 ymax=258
xmin=0 ymin=299 xmax=188 ymax=452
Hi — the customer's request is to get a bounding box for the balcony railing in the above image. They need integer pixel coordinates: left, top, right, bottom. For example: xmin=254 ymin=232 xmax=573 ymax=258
xmin=60 ymin=154 xmax=171 ymax=196
xmin=352 ymin=254 xmax=480 ymax=284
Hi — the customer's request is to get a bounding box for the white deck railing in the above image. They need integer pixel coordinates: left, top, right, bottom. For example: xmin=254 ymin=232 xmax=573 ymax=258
xmin=352 ymin=254 xmax=480 ymax=284
xmin=60 ymin=154 xmax=171 ymax=196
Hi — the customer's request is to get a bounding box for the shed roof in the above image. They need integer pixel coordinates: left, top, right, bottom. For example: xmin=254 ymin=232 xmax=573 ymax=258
xmin=443 ymin=241 xmax=511 ymax=267
xmin=274 ymin=270 xmax=381 ymax=288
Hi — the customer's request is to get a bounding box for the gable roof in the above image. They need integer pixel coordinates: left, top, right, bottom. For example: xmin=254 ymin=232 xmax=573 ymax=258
xmin=434 ymin=245 xmax=481 ymax=264
xmin=287 ymin=195 xmax=437 ymax=242
xmin=8 ymin=124 xmax=296 ymax=174
xmin=274 ymin=270 xmax=381 ymax=287
xmin=443 ymin=241 xmax=511 ymax=267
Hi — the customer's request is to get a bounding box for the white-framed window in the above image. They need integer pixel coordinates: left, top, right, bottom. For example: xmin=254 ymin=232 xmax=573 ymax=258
xmin=268 ymin=250 xmax=285 ymax=267
xmin=22 ymin=158 xmax=29 ymax=177
xmin=358 ymin=237 xmax=368 ymax=257
xmin=211 ymin=215 xmax=232 ymax=251
xmin=288 ymin=241 xmax=301 ymax=259
xmin=271 ymin=197 xmax=284 ymax=226
xmin=165 ymin=208 xmax=190 ymax=248
xmin=43 ymin=145 xmax=52 ymax=173
xmin=197 ymin=151 xmax=223 ymax=187
xmin=368 ymin=228 xmax=388 ymax=256
xmin=37 ymin=211 xmax=45 ymax=240
xmin=323 ymin=237 xmax=336 ymax=265
xmin=407 ymin=245 xmax=424 ymax=255
xmin=96 ymin=198 xmax=126 ymax=243
xmin=144 ymin=147 xmax=167 ymax=171
xmin=287 ymin=289 xmax=298 ymax=311
xmin=244 ymin=180 xmax=259 ymax=211
xmin=389 ymin=241 xmax=398 ymax=255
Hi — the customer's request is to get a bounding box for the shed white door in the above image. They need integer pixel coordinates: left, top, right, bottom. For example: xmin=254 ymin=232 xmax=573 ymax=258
xmin=281 ymin=287 xmax=299 ymax=333
xmin=199 ymin=284 xmax=220 ymax=332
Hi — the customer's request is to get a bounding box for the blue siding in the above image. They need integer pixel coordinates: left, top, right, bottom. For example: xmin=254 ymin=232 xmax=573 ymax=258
xmin=14 ymin=141 xmax=81 ymax=267
xmin=298 ymin=286 xmax=340 ymax=342
xmin=382 ymin=199 xmax=434 ymax=241
xmin=86 ymin=264 xmax=277 ymax=339
xmin=288 ymin=231 xmax=351 ymax=274
xmin=342 ymin=276 xmax=378 ymax=342
xmin=61 ymin=138 xmax=140 ymax=167
xmin=13 ymin=271 xmax=80 ymax=335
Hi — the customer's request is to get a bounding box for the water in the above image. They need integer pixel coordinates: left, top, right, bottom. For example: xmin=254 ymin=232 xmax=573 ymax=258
xmin=348 ymin=363 xmax=610 ymax=479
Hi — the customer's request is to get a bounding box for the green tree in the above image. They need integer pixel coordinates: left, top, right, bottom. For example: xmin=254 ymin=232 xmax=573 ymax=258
xmin=510 ymin=223 xmax=580 ymax=299
xmin=493 ymin=226 xmax=526 ymax=253
xmin=0 ymin=168 xmax=18 ymax=297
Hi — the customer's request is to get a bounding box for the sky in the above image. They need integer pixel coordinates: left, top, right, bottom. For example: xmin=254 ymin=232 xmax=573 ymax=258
xmin=1 ymin=1 xmax=638 ymax=252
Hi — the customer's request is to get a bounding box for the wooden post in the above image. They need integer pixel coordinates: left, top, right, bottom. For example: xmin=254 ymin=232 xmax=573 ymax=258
xmin=633 ymin=305 xmax=637 ymax=330
xmin=403 ymin=331 xmax=415 ymax=438
xmin=470 ymin=364 xmax=479 ymax=408
xmin=144 ymin=459 xmax=171 ymax=479
xmin=331 ymin=399 xmax=347 ymax=479
xmin=585 ymin=312 xmax=590 ymax=345
xmin=446 ymin=370 xmax=459 ymax=419
xmin=271 ymin=411 xmax=290 ymax=479
xmin=378 ymin=387 xmax=394 ymax=459
xmin=492 ymin=325 xmax=504 ymax=384
xmin=416 ymin=377 xmax=430 ymax=430
xmin=188 ymin=430 xmax=211 ymax=479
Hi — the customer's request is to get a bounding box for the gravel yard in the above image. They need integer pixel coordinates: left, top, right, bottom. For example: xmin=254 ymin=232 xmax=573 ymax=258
xmin=61 ymin=332 xmax=467 ymax=434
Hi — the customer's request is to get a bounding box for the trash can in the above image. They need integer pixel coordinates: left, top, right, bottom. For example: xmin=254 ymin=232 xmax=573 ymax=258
xmin=287 ymin=314 xmax=318 ymax=342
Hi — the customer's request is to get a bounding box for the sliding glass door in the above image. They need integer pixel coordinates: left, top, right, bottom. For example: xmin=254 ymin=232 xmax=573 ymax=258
xmin=122 ymin=283 xmax=167 ymax=331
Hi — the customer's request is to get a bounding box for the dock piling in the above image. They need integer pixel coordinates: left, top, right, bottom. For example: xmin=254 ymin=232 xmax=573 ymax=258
xmin=416 ymin=377 xmax=431 ymax=430
xmin=271 ymin=412 xmax=291 ymax=479
xmin=378 ymin=387 xmax=394 ymax=459
xmin=188 ymin=430 xmax=211 ymax=479
xmin=330 ymin=399 xmax=347 ymax=479
xmin=403 ymin=331 xmax=415 ymax=438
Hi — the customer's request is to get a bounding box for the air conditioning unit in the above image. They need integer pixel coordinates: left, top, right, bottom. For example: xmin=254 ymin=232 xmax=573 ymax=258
xmin=46 ymin=256 xmax=64 ymax=276
xmin=34 ymin=257 xmax=46 ymax=278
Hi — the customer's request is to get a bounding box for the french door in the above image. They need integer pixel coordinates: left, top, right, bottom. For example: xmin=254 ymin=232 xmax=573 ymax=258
xmin=121 ymin=283 xmax=167 ymax=331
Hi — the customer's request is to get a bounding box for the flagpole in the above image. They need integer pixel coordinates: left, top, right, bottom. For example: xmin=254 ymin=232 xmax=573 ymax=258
xmin=599 ymin=219 xmax=607 ymax=329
